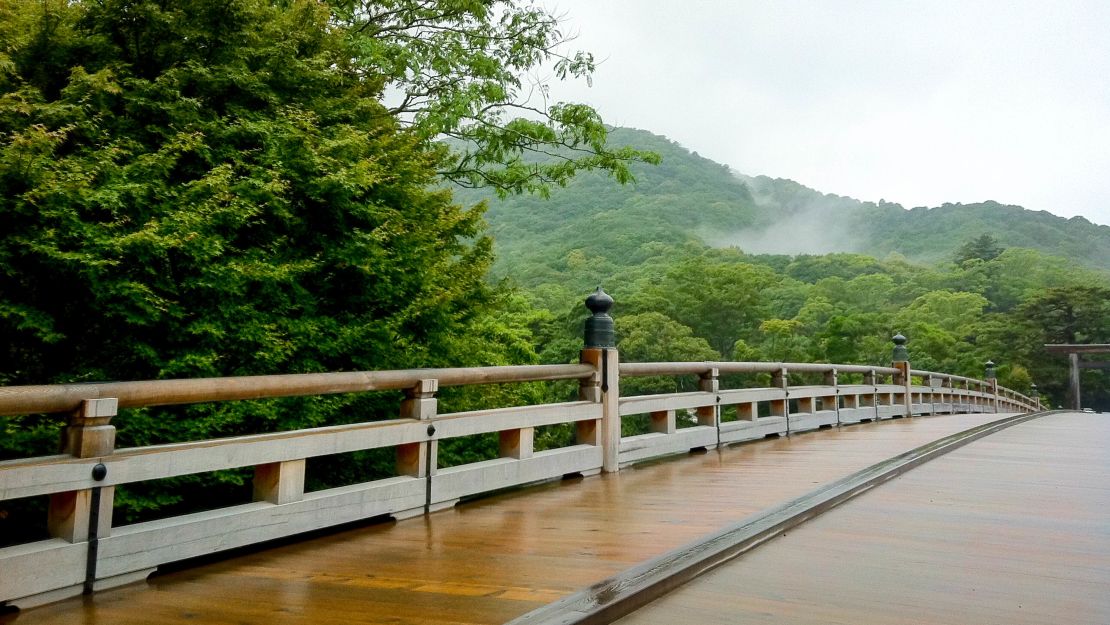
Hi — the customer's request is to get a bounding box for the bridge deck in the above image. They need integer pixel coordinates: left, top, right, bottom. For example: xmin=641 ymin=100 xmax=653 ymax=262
xmin=615 ymin=411 xmax=1110 ymax=625
xmin=3 ymin=413 xmax=1016 ymax=625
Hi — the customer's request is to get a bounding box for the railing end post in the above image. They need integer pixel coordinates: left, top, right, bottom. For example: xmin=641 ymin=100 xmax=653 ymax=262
xmin=891 ymin=333 xmax=909 ymax=364
xmin=581 ymin=288 xmax=619 ymax=472
xmin=583 ymin=287 xmax=615 ymax=349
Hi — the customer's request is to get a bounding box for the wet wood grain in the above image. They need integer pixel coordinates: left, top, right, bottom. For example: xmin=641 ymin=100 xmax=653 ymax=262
xmin=3 ymin=413 xmax=1009 ymax=625
xmin=614 ymin=411 xmax=1110 ymax=625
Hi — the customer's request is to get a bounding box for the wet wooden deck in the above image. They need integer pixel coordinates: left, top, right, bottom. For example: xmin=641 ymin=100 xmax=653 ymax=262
xmin=615 ymin=411 xmax=1110 ymax=625
xmin=2 ymin=413 xmax=1021 ymax=625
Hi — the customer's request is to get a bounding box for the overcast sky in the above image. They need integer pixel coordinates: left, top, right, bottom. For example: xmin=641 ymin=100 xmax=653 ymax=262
xmin=542 ymin=0 xmax=1110 ymax=226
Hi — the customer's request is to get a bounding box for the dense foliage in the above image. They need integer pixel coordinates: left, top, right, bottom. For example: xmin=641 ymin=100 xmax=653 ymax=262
xmin=0 ymin=0 xmax=648 ymax=535
xmin=454 ymin=128 xmax=1110 ymax=279
xmin=2 ymin=3 xmax=1106 ymax=545
xmin=458 ymin=129 xmax=1110 ymax=410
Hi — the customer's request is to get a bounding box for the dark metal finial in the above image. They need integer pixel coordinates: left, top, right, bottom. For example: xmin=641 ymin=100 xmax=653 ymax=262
xmin=584 ymin=287 xmax=615 ymax=348
xmin=891 ymin=332 xmax=908 ymax=363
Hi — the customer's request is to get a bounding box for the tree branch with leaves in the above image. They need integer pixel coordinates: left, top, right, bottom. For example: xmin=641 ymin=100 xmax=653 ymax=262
xmin=334 ymin=0 xmax=660 ymax=196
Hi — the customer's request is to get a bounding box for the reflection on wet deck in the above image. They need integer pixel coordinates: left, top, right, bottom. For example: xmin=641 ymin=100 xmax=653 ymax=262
xmin=3 ymin=413 xmax=1012 ymax=625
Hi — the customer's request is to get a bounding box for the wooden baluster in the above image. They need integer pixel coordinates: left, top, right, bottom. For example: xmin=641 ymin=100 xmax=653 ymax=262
xmin=396 ymin=379 xmax=438 ymax=479
xmin=577 ymin=355 xmax=602 ymax=446
xmin=650 ymin=410 xmax=676 ymax=434
xmin=697 ymin=368 xmax=719 ymax=428
xmin=891 ymin=334 xmax=912 ymax=418
xmin=253 ymin=460 xmax=305 ymax=505
xmin=772 ymin=367 xmax=788 ymax=432
xmin=499 ymin=427 xmax=534 ymax=460
xmin=49 ymin=399 xmax=117 ymax=544
xmin=823 ymin=369 xmax=839 ymax=423
xmin=863 ymin=368 xmax=877 ymax=421
xmin=581 ymin=287 xmax=620 ymax=473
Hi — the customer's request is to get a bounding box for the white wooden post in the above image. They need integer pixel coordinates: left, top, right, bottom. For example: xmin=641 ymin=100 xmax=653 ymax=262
xmin=581 ymin=347 xmax=620 ymax=472
xmin=697 ymin=368 xmax=719 ymax=428
xmin=823 ymin=368 xmax=838 ymax=419
xmin=772 ymin=367 xmax=788 ymax=430
xmin=581 ymin=288 xmax=620 ymax=473
xmin=396 ymin=379 xmax=438 ymax=478
xmin=49 ymin=399 xmax=117 ymax=543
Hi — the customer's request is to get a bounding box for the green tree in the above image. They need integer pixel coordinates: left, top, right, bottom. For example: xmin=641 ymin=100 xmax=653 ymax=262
xmin=757 ymin=318 xmax=805 ymax=361
xmin=999 ymin=286 xmax=1110 ymax=409
xmin=617 ymin=311 xmax=719 ymax=395
xmin=954 ymin=233 xmax=1004 ymax=265
xmin=334 ymin=0 xmax=658 ymax=196
xmin=894 ymin=291 xmax=990 ymax=336
xmin=0 ymin=0 xmax=650 ymax=528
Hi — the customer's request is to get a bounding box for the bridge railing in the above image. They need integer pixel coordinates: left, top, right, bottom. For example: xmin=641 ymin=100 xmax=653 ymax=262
xmin=616 ymin=362 xmax=1038 ymax=467
xmin=0 ymin=364 xmax=605 ymax=606
xmin=0 ymin=291 xmax=1042 ymax=608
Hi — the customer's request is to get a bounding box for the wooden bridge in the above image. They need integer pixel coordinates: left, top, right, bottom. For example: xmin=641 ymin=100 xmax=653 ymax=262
xmin=4 ymin=290 xmax=1097 ymax=624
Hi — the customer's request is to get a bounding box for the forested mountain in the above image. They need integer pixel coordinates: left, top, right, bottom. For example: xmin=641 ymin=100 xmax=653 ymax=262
xmin=450 ymin=126 xmax=1109 ymax=415
xmin=454 ymin=127 xmax=1110 ymax=285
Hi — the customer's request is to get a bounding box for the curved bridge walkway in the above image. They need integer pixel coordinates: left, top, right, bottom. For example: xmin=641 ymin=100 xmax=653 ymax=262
xmin=2 ymin=412 xmax=1038 ymax=625
xmin=613 ymin=410 xmax=1110 ymax=625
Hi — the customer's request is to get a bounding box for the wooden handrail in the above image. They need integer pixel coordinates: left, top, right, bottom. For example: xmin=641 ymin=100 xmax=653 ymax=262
xmin=0 ymin=362 xmax=1033 ymax=418
xmin=620 ymin=361 xmax=901 ymax=377
xmin=0 ymin=364 xmax=596 ymax=417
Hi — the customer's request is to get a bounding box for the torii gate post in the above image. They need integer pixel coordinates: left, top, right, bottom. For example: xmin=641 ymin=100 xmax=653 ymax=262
xmin=1045 ymin=344 xmax=1110 ymax=410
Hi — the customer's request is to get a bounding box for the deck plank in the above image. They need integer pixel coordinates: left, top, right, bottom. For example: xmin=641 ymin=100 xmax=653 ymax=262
xmin=3 ymin=413 xmax=1011 ymax=625
xmin=614 ymin=411 xmax=1110 ymax=625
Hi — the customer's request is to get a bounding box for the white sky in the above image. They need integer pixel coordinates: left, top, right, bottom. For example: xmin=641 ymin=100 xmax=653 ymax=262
xmin=541 ymin=0 xmax=1110 ymax=226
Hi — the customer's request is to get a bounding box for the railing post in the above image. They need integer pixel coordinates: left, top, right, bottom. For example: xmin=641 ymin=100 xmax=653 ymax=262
xmin=985 ymin=360 xmax=999 ymax=413
xmin=697 ymin=367 xmax=719 ymax=428
xmin=823 ymin=368 xmax=839 ymax=424
xmin=772 ymin=366 xmax=788 ymax=431
xmin=891 ymin=333 xmax=912 ymax=418
xmin=862 ymin=368 xmax=877 ymax=420
xmin=923 ymin=374 xmax=936 ymax=415
xmin=580 ymin=288 xmax=620 ymax=473
xmin=396 ymin=379 xmax=438 ymax=479
xmin=49 ymin=398 xmax=117 ymax=544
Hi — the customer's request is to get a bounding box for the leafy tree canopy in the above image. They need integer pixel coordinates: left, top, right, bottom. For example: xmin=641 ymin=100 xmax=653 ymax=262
xmin=333 ymin=0 xmax=659 ymax=195
xmin=0 ymin=0 xmax=654 ymax=528
xmin=954 ymin=233 xmax=1005 ymax=265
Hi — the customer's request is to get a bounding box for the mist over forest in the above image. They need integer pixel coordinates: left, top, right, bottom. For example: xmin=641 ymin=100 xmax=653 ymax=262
xmin=453 ymin=126 xmax=1110 ymax=415
xmin=707 ymin=175 xmax=859 ymax=255
xmin=457 ymin=128 xmax=1110 ymax=278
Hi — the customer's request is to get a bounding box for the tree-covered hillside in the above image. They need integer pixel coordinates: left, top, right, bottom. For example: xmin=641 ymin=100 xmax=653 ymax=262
xmin=456 ymin=127 xmax=1110 ymax=282
xmin=453 ymin=129 xmax=761 ymax=289
xmin=452 ymin=126 xmax=1109 ymax=413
